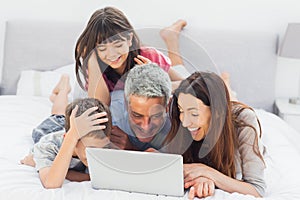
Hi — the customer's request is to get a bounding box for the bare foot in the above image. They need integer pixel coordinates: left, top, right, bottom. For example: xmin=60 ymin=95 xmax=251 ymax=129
xmin=221 ymin=72 xmax=230 ymax=88
xmin=221 ymin=72 xmax=237 ymax=101
xmin=20 ymin=154 xmax=36 ymax=167
xmin=160 ymin=19 xmax=187 ymax=45
xmin=50 ymin=74 xmax=71 ymax=103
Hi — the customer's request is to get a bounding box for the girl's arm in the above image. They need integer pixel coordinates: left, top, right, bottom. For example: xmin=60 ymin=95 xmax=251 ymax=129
xmin=168 ymin=67 xmax=185 ymax=81
xmin=135 ymin=54 xmax=185 ymax=91
xmin=87 ymin=53 xmax=111 ymax=105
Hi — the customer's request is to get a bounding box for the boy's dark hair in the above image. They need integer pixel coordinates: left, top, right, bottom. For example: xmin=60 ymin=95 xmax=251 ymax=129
xmin=64 ymin=98 xmax=112 ymax=139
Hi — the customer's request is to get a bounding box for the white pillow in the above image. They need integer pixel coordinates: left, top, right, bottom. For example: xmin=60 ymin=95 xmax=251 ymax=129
xmin=16 ymin=64 xmax=86 ymax=101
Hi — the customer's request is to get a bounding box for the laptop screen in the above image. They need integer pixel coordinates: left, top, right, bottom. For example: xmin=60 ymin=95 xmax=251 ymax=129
xmin=86 ymin=148 xmax=184 ymax=197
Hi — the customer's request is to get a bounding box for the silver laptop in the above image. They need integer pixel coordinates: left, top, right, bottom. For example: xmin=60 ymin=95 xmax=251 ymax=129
xmin=86 ymin=148 xmax=184 ymax=197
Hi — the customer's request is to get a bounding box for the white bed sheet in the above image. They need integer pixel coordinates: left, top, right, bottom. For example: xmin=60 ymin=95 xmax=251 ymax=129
xmin=0 ymin=95 xmax=300 ymax=200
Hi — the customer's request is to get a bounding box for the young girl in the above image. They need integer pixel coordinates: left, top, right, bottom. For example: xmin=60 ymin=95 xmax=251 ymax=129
xmin=74 ymin=6 xmax=184 ymax=105
xmin=164 ymin=72 xmax=266 ymax=199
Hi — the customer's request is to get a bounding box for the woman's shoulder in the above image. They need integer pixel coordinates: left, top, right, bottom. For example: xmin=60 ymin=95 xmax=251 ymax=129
xmin=232 ymin=103 xmax=261 ymax=140
xmin=232 ymin=103 xmax=257 ymax=123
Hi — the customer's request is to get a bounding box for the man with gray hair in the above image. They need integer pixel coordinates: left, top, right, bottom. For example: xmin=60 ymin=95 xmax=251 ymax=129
xmin=109 ymin=63 xmax=172 ymax=151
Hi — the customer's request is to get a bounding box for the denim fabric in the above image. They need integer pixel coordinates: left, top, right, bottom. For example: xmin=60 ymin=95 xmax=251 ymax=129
xmin=32 ymin=114 xmax=65 ymax=143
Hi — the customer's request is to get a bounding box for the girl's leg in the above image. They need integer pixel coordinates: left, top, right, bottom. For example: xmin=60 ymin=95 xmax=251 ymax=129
xmin=31 ymin=75 xmax=70 ymax=144
xmin=160 ymin=20 xmax=237 ymax=101
xmin=160 ymin=19 xmax=187 ymax=66
xmin=50 ymin=74 xmax=71 ymax=115
xmin=220 ymin=72 xmax=238 ymax=101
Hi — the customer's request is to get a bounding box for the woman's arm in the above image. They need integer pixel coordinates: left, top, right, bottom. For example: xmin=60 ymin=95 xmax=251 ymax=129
xmin=87 ymin=52 xmax=111 ymax=105
xmin=184 ymin=163 xmax=262 ymax=197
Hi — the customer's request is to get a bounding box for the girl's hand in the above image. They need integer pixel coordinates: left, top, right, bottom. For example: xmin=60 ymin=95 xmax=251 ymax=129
xmin=69 ymin=105 xmax=108 ymax=139
xmin=187 ymin=177 xmax=215 ymax=199
xmin=184 ymin=163 xmax=211 ymax=182
xmin=134 ymin=55 xmax=151 ymax=65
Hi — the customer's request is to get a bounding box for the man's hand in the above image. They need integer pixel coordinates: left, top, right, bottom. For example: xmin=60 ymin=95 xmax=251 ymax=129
xmin=144 ymin=148 xmax=159 ymax=153
xmin=110 ymin=126 xmax=136 ymax=150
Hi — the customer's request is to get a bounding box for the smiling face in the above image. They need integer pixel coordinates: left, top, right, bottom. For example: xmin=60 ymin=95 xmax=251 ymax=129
xmin=74 ymin=136 xmax=110 ymax=167
xmin=177 ymin=93 xmax=211 ymax=141
xmin=128 ymin=95 xmax=167 ymax=143
xmin=96 ymin=34 xmax=133 ymax=75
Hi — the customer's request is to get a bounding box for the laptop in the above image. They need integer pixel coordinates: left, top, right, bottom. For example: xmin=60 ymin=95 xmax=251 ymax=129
xmin=86 ymin=148 xmax=184 ymax=197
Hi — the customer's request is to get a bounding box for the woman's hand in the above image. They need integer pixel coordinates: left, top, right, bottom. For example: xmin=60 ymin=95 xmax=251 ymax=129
xmin=69 ymin=105 xmax=108 ymax=139
xmin=186 ymin=176 xmax=215 ymax=199
xmin=134 ymin=55 xmax=151 ymax=65
xmin=184 ymin=163 xmax=211 ymax=182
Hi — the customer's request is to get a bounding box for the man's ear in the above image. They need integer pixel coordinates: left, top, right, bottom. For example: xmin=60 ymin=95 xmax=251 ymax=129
xmin=124 ymin=94 xmax=129 ymax=110
xmin=166 ymin=98 xmax=171 ymax=113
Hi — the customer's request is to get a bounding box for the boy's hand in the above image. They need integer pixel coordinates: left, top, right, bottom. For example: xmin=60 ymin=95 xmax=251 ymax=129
xmin=70 ymin=105 xmax=108 ymax=139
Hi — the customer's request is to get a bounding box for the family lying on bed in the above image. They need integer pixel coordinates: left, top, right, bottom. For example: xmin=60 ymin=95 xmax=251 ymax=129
xmin=20 ymin=6 xmax=266 ymax=199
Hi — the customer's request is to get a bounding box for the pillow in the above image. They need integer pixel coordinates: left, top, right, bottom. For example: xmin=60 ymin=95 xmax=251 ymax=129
xmin=16 ymin=64 xmax=86 ymax=101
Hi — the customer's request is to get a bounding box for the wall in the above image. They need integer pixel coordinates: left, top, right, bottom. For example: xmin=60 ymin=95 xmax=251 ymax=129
xmin=1 ymin=0 xmax=300 ymax=98
xmin=1 ymin=0 xmax=300 ymax=33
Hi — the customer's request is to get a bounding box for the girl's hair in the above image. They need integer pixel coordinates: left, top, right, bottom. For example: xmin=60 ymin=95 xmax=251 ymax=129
xmin=164 ymin=71 xmax=263 ymax=178
xmin=65 ymin=98 xmax=112 ymax=140
xmin=75 ymin=6 xmax=141 ymax=90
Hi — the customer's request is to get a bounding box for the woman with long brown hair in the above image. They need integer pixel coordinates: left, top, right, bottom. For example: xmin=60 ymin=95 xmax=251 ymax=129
xmin=164 ymin=71 xmax=266 ymax=199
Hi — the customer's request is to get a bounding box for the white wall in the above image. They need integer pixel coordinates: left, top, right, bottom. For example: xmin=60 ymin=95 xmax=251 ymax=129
xmin=1 ymin=0 xmax=300 ymax=97
xmin=1 ymin=0 xmax=300 ymax=33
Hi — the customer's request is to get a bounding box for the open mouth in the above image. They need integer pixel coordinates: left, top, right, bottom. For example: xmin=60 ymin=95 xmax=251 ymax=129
xmin=135 ymin=127 xmax=156 ymax=138
xmin=109 ymin=56 xmax=121 ymax=65
xmin=187 ymin=127 xmax=200 ymax=137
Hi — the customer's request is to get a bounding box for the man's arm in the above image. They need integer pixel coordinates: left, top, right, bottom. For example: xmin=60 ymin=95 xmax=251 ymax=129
xmin=110 ymin=125 xmax=138 ymax=150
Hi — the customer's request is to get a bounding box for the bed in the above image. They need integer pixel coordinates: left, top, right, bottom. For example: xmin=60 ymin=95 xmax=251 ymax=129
xmin=0 ymin=20 xmax=300 ymax=200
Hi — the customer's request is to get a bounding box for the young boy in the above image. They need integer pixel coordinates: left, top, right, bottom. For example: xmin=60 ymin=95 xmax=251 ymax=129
xmin=21 ymin=75 xmax=112 ymax=189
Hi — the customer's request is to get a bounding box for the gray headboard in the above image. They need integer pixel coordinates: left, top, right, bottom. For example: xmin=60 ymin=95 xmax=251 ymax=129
xmin=1 ymin=20 xmax=278 ymax=112
xmin=1 ymin=20 xmax=84 ymax=95
xmin=137 ymin=28 xmax=278 ymax=112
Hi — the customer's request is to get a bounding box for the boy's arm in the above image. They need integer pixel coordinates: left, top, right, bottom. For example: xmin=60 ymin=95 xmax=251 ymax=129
xmin=66 ymin=170 xmax=90 ymax=182
xmin=38 ymin=128 xmax=78 ymax=189
xmin=38 ymin=106 xmax=104 ymax=188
